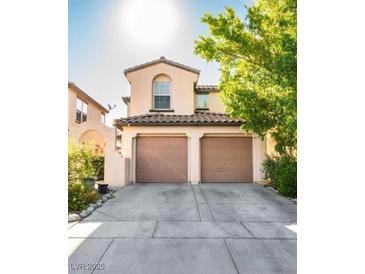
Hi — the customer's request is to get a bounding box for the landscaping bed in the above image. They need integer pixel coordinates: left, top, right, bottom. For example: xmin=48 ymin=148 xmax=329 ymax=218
xmin=68 ymin=140 xmax=110 ymax=222
xmin=68 ymin=188 xmax=116 ymax=222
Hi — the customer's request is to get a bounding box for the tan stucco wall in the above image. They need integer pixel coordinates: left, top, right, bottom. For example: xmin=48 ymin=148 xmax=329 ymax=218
xmin=68 ymin=89 xmax=78 ymax=127
xmin=266 ymin=134 xmax=277 ymax=157
xmin=68 ymin=88 xmax=104 ymax=127
xmin=68 ymin=120 xmax=126 ymax=187
xmin=79 ymin=130 xmax=105 ymax=147
xmin=121 ymin=126 xmax=268 ymax=185
xmin=126 ymin=102 xmax=131 ymax=117
xmin=206 ymin=92 xmax=225 ymax=113
xmin=87 ymin=105 xmax=103 ymax=121
xmin=126 ymin=63 xmax=199 ymax=116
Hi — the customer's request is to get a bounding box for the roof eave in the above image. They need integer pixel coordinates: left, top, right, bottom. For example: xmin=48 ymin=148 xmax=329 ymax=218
xmin=123 ymin=59 xmax=201 ymax=76
xmin=114 ymin=122 xmax=243 ymax=128
xmin=68 ymin=82 xmax=109 ymax=113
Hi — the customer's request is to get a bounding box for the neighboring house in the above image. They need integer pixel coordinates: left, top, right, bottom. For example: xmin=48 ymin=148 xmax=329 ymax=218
xmin=68 ymin=82 xmax=124 ymax=185
xmin=114 ymin=56 xmax=270 ymax=185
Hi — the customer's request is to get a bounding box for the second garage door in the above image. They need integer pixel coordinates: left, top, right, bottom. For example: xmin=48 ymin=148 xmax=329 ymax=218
xmin=201 ymin=137 xmax=253 ymax=183
xmin=136 ymin=136 xmax=188 ymax=183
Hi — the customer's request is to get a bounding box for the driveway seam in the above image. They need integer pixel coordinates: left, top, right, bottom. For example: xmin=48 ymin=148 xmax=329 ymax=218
xmin=91 ymin=238 xmax=114 ymax=274
xmin=198 ymin=184 xmax=216 ymax=222
xmin=223 ymin=239 xmax=241 ymax=274
xmin=239 ymin=221 xmax=256 ymax=238
xmin=70 ymin=184 xmax=296 ymax=273
xmin=190 ymin=183 xmax=202 ymax=221
xmin=68 ymin=221 xmax=80 ymax=229
xmin=93 ymin=209 xmax=122 ymax=221
xmin=152 ymin=220 xmax=158 ymax=238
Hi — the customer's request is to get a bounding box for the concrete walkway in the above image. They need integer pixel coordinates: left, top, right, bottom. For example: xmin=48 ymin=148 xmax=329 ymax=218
xmin=69 ymin=183 xmax=297 ymax=274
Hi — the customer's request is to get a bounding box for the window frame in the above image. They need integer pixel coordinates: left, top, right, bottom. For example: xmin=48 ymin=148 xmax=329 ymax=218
xmin=196 ymin=94 xmax=209 ymax=110
xmin=152 ymin=80 xmax=171 ymax=110
xmin=76 ymin=98 xmax=88 ymax=123
xmin=101 ymin=113 xmax=106 ymax=124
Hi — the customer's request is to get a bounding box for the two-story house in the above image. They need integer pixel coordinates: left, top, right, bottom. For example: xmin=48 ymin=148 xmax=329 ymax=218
xmin=68 ymin=82 xmax=124 ymax=185
xmin=115 ymin=57 xmax=269 ymax=185
xmin=68 ymin=82 xmax=109 ymax=151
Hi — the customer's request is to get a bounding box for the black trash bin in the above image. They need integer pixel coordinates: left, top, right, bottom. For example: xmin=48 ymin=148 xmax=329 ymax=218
xmin=98 ymin=183 xmax=108 ymax=194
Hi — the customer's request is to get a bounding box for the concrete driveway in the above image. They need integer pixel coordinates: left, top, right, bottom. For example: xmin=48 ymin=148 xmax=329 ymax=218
xmin=69 ymin=183 xmax=297 ymax=274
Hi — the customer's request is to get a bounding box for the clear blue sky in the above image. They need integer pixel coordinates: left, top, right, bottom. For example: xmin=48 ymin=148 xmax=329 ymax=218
xmin=69 ymin=0 xmax=251 ymax=125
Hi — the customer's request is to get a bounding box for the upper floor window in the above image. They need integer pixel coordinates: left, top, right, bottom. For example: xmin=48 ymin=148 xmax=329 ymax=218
xmin=101 ymin=113 xmax=106 ymax=124
xmin=153 ymin=80 xmax=171 ymax=109
xmin=196 ymin=94 xmax=208 ymax=109
xmin=76 ymin=98 xmax=88 ymax=123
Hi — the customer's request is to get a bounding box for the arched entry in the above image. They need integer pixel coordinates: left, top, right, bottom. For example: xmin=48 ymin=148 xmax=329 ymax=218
xmin=79 ymin=130 xmax=105 ymax=154
xmin=69 ymin=120 xmax=126 ymax=186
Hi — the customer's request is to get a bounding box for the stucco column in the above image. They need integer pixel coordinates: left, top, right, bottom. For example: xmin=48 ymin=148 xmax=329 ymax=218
xmin=252 ymin=135 xmax=268 ymax=182
xmin=122 ymin=131 xmax=137 ymax=184
xmin=187 ymin=131 xmax=204 ymax=184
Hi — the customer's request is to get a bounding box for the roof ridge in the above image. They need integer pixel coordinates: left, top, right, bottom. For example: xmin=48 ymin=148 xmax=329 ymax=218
xmin=124 ymin=57 xmax=200 ymax=75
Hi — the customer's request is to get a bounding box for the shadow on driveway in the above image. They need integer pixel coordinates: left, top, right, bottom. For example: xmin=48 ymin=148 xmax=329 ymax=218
xmin=69 ymin=183 xmax=297 ymax=274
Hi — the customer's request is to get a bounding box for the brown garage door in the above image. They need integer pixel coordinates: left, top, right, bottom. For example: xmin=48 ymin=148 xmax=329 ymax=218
xmin=136 ymin=136 xmax=188 ymax=183
xmin=201 ymin=137 xmax=253 ymax=183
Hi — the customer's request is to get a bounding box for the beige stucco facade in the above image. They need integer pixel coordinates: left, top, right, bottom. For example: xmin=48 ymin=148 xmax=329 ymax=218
xmin=125 ymin=62 xmax=199 ymax=116
xmin=69 ymin=58 xmax=272 ymax=188
xmin=68 ymin=87 xmax=106 ymax=127
xmin=114 ymin=58 xmax=271 ymax=186
xmin=201 ymin=92 xmax=225 ymax=113
xmin=266 ymin=134 xmax=277 ymax=157
xmin=121 ymin=126 xmax=267 ymax=185
xmin=68 ymin=121 xmax=127 ymax=186
xmin=68 ymin=83 xmax=126 ymax=186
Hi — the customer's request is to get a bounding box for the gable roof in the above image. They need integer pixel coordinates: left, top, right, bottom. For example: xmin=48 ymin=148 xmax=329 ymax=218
xmin=68 ymin=82 xmax=109 ymax=113
xmin=114 ymin=112 xmax=243 ymax=127
xmin=124 ymin=56 xmax=201 ymax=76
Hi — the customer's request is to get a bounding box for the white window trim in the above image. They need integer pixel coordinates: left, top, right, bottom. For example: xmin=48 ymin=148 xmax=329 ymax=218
xmin=76 ymin=98 xmax=88 ymax=123
xmin=196 ymin=94 xmax=208 ymax=109
xmin=153 ymin=81 xmax=172 ymax=110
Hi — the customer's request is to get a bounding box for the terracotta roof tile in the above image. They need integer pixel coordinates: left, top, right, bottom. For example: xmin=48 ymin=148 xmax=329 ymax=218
xmin=124 ymin=56 xmax=200 ymax=75
xmin=195 ymin=85 xmax=218 ymax=91
xmin=114 ymin=112 xmax=243 ymax=127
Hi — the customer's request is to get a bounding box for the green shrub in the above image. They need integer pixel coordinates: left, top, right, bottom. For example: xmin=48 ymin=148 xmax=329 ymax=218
xmin=68 ymin=182 xmax=100 ymax=211
xmin=262 ymin=155 xmax=297 ymax=198
xmin=68 ymin=140 xmax=95 ymax=183
xmin=92 ymin=154 xmax=105 ymax=180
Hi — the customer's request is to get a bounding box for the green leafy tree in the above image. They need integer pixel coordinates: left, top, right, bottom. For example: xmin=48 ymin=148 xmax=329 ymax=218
xmin=195 ymin=0 xmax=296 ymax=156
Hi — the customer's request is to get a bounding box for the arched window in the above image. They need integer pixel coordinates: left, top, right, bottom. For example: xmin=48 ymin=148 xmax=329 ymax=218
xmin=153 ymin=75 xmax=171 ymax=109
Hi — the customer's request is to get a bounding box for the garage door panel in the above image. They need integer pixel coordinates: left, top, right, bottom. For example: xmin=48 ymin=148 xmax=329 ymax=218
xmin=201 ymin=137 xmax=253 ymax=183
xmin=136 ymin=137 xmax=188 ymax=183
